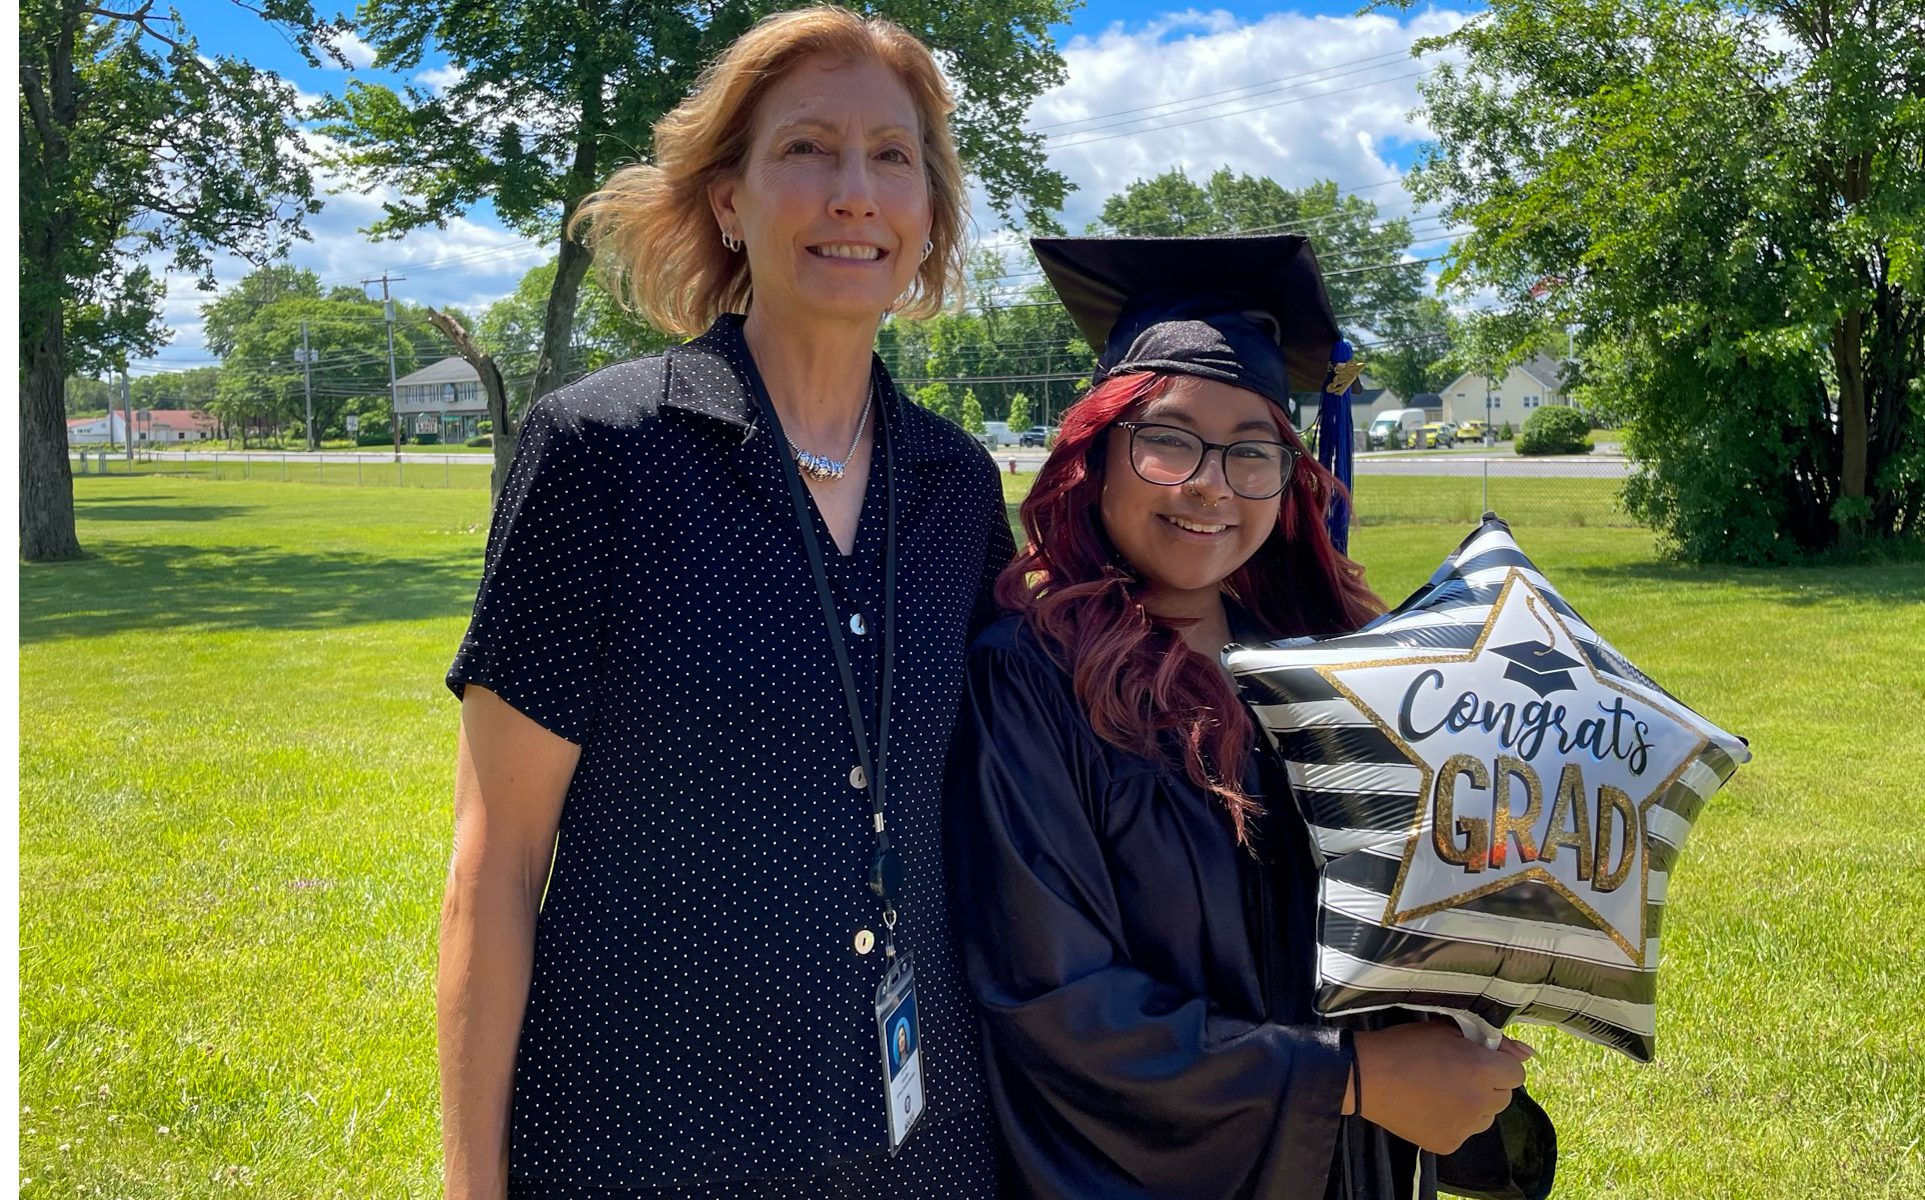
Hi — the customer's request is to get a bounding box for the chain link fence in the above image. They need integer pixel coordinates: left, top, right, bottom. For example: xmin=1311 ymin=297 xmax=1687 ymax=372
xmin=72 ymin=446 xmax=1638 ymax=527
xmin=1347 ymin=451 xmax=1638 ymax=529
xmin=71 ymin=448 xmax=495 ymax=490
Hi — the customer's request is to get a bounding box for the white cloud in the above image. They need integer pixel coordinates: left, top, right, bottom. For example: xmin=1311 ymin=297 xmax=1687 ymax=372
xmin=332 ymin=31 xmax=378 ymax=70
xmin=135 ymin=7 xmax=1485 ymax=372
xmin=416 ymin=64 xmax=467 ymax=95
xmin=964 ymin=7 xmax=1473 ymax=251
xmin=132 ymin=145 xmax=546 ymax=372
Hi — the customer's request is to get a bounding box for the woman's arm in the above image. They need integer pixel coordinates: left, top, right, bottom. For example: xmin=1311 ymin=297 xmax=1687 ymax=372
xmin=439 ymin=685 xmax=580 ymax=1200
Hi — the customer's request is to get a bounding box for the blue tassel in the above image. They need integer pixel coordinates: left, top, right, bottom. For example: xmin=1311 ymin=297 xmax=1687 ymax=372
xmin=1317 ymin=338 xmax=1356 ymax=555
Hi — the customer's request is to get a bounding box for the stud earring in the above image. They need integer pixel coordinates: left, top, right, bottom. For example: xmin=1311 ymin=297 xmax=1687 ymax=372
xmin=721 ymin=229 xmax=743 ymax=253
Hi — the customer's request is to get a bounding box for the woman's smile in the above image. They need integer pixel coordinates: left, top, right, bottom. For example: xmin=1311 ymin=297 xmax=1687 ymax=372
xmin=1159 ymin=512 xmax=1234 ymax=537
xmin=808 ymin=242 xmax=887 ymax=260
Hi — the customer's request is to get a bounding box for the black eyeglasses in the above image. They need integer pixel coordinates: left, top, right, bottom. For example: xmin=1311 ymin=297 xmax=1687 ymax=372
xmin=1114 ymin=421 xmax=1299 ymax=500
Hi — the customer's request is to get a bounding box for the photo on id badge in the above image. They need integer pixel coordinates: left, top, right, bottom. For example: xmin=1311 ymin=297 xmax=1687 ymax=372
xmin=877 ymin=962 xmax=925 ymax=1147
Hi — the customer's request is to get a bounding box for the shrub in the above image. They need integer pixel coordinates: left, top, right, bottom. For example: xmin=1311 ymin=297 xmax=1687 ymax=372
xmin=1515 ymin=406 xmax=1591 ymax=456
xmin=465 ymin=435 xmax=493 ymax=448
xmin=1499 ymin=421 xmax=1515 ymax=441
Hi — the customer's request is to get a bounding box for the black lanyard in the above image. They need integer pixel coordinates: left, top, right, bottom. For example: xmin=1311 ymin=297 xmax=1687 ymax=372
xmin=756 ymin=371 xmax=903 ymax=955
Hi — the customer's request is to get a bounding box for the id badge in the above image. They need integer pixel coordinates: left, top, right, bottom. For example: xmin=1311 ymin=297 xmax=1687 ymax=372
xmin=874 ymin=950 xmax=926 ymax=1152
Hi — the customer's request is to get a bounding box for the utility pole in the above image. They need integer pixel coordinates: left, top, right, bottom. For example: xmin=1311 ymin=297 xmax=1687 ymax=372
xmin=1483 ymin=371 xmax=1495 ymax=513
xmin=297 ymin=321 xmax=317 ymax=451
xmin=122 ymin=370 xmax=135 ymax=461
xmin=364 ymin=272 xmax=407 ymax=461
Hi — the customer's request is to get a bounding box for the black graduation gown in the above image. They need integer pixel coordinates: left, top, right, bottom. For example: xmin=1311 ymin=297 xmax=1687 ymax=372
xmin=944 ymin=616 xmax=1556 ymax=1200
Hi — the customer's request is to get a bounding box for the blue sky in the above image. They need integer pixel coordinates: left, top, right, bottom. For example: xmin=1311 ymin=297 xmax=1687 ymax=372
xmin=133 ymin=1 xmax=1472 ymax=372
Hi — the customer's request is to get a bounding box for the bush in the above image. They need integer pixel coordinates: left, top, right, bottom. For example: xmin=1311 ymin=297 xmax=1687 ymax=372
xmin=465 ymin=435 xmax=493 ymax=448
xmin=1515 ymin=406 xmax=1592 ymax=456
xmin=1499 ymin=421 xmax=1515 ymax=441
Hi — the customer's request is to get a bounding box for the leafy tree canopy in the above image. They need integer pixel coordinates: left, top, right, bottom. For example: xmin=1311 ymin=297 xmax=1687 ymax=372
xmin=21 ymin=0 xmax=336 ymax=556
xmin=1408 ymin=0 xmax=1924 ymax=561
xmin=1096 ymin=168 xmax=1431 ymax=345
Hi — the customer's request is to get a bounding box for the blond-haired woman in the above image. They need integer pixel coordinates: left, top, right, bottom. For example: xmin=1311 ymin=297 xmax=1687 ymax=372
xmin=438 ymin=9 xmax=1011 ymax=1197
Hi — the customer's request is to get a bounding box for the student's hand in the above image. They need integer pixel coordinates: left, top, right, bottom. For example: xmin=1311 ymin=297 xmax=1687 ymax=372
xmin=1349 ymin=1021 xmax=1533 ymax=1154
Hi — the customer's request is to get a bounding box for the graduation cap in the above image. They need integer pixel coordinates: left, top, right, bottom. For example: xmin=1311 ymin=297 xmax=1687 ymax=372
xmin=1032 ymin=233 xmax=1361 ymax=553
xmin=1489 ymin=641 xmax=1586 ymax=698
xmin=1029 ymin=234 xmax=1343 ymax=411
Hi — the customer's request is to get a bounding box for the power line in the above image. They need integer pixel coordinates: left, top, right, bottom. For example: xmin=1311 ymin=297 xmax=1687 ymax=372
xmin=1050 ymin=69 xmax=1432 ymax=149
xmin=1038 ymin=51 xmax=1425 ymax=141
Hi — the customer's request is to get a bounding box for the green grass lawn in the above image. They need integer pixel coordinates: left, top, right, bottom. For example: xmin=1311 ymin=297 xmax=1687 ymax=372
xmin=20 ymin=475 xmax=1925 ymax=1197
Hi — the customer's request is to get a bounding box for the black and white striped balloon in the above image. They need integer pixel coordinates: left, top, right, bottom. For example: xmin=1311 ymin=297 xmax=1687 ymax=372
xmin=1227 ymin=514 xmax=1749 ymax=1061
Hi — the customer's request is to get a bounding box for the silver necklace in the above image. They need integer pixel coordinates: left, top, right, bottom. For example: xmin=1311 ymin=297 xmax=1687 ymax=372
xmin=786 ymin=385 xmax=874 ymax=482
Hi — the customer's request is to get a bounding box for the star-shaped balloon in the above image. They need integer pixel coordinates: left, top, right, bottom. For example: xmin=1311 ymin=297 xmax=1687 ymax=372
xmin=1227 ymin=515 xmax=1750 ymax=1061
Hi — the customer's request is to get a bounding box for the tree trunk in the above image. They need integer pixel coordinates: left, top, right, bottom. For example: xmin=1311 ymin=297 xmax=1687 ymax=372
xmin=530 ymin=213 xmax=594 ymax=410
xmin=425 ymin=308 xmax=516 ymax=502
xmin=21 ymin=294 xmax=82 ymax=561
xmin=1830 ymin=305 xmax=1868 ymax=540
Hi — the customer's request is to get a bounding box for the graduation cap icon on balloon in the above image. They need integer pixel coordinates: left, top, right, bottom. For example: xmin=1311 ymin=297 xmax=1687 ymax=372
xmin=1488 ymin=641 xmax=1585 ymax=697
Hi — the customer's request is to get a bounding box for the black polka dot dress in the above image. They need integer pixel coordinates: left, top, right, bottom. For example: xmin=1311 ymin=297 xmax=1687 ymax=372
xmin=448 ymin=316 xmax=1014 ymax=1196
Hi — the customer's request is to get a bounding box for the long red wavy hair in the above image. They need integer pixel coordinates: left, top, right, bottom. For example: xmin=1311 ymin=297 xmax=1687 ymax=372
xmin=996 ymin=371 xmax=1384 ymax=842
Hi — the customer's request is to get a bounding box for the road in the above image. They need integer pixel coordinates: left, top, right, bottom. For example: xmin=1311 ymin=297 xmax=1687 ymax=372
xmin=980 ymin=449 xmax=1629 ymax=478
xmin=107 ymin=447 xmax=1631 ymax=479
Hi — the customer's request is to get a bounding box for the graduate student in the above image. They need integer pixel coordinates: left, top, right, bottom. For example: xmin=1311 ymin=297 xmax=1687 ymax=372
xmin=944 ymin=235 xmax=1557 ymax=1200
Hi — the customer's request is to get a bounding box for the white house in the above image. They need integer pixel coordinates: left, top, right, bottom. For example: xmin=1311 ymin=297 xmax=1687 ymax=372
xmin=1293 ymin=375 xmax=1405 ymax=437
xmin=136 ymin=409 xmax=216 ymax=442
xmin=67 ymin=409 xmax=216 ymax=444
xmin=1439 ymin=354 xmax=1570 ymax=429
xmin=393 ymin=357 xmax=489 ymax=442
xmin=67 ymin=415 xmax=114 ymax=444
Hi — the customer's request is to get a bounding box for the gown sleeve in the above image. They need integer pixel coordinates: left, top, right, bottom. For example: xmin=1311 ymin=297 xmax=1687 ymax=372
xmin=944 ymin=635 xmax=1352 ymax=1199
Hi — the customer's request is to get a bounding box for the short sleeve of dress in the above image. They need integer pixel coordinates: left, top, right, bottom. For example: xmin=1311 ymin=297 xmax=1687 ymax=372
xmin=446 ymin=394 xmax=611 ymax=745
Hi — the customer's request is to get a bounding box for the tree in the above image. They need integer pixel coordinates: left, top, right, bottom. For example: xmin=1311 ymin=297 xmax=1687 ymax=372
xmin=20 ymin=1 xmax=333 ymax=559
xmin=960 ymin=388 xmax=986 ymax=435
xmin=1096 ymin=169 xmax=1429 ymax=343
xmin=131 ymin=367 xmax=221 ymax=411
xmin=1408 ymin=0 xmax=1924 ymax=561
xmin=426 ymin=308 xmax=515 ymax=496
xmin=64 ymin=376 xmax=115 ymax=417
xmin=1007 ymin=391 xmax=1032 ymax=432
xmin=477 ymin=258 xmax=676 ymax=420
xmin=200 ymin=266 xmax=430 ymax=447
xmin=1368 ymin=296 xmax=1458 ymax=401
xmin=883 ymin=246 xmax=1095 ymax=425
xmin=318 ymin=0 xmax=1076 ymax=447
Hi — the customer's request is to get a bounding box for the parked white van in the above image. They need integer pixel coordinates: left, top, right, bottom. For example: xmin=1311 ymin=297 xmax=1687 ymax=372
xmin=980 ymin=421 xmax=1017 ymax=448
xmin=1365 ymin=408 xmax=1427 ymax=450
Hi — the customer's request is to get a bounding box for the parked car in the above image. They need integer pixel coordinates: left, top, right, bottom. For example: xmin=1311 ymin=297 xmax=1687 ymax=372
xmin=1456 ymin=420 xmax=1488 ymax=443
xmin=1019 ymin=425 xmax=1055 ymax=448
xmin=1366 ymin=408 xmax=1427 ymax=449
xmin=1419 ymin=422 xmax=1457 ymax=449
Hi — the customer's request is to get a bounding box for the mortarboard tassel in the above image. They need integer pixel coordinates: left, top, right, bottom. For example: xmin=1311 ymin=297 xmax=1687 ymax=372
xmin=1317 ymin=339 xmax=1362 ymax=555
